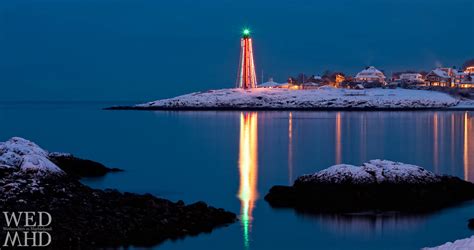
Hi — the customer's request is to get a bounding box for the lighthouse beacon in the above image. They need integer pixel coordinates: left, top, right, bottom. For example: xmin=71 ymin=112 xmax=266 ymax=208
xmin=237 ymin=29 xmax=257 ymax=89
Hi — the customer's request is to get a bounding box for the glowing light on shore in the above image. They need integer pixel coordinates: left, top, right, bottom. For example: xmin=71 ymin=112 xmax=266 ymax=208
xmin=238 ymin=112 xmax=258 ymax=248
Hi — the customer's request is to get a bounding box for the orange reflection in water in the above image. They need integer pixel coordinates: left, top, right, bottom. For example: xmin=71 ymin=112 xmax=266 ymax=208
xmin=335 ymin=112 xmax=342 ymax=164
xmin=462 ymin=112 xmax=474 ymax=182
xmin=288 ymin=112 xmax=293 ymax=184
xmin=238 ymin=112 xmax=258 ymax=249
xmin=433 ymin=113 xmax=439 ymax=171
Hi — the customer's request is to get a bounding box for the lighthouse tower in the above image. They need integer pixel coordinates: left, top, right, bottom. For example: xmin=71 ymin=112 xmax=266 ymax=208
xmin=237 ymin=29 xmax=257 ymax=89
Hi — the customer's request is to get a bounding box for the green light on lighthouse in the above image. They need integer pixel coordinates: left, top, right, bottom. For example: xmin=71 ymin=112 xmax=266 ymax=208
xmin=242 ymin=28 xmax=250 ymax=38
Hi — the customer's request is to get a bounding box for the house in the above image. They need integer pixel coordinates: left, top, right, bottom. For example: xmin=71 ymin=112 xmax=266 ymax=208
xmin=399 ymin=73 xmax=424 ymax=83
xmin=463 ymin=59 xmax=474 ymax=74
xmin=424 ymin=68 xmax=453 ymax=87
xmin=312 ymin=75 xmax=323 ymax=82
xmin=335 ymin=74 xmax=345 ymax=87
xmin=455 ymin=69 xmax=474 ymax=88
xmin=301 ymin=82 xmax=320 ymax=89
xmin=460 ymin=60 xmax=474 ymax=88
xmin=465 ymin=66 xmax=474 ymax=74
xmin=459 ymin=74 xmax=474 ymax=88
xmin=355 ymin=66 xmax=386 ymax=84
xmin=300 ymin=76 xmax=323 ymax=89
xmin=453 ymin=70 xmax=467 ymax=85
xmin=258 ymin=78 xmax=281 ymax=88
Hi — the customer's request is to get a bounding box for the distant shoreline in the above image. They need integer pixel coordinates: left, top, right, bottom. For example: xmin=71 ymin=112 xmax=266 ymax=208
xmin=104 ymin=105 xmax=474 ymax=112
xmin=104 ymin=87 xmax=470 ymax=111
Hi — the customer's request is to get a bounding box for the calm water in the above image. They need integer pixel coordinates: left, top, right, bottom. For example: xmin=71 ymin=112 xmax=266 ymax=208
xmin=1 ymin=102 xmax=474 ymax=249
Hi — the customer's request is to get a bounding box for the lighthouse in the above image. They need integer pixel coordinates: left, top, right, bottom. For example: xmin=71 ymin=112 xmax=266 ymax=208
xmin=237 ymin=29 xmax=257 ymax=89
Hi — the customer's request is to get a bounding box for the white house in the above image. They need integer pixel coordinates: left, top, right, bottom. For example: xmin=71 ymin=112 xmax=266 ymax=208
xmin=399 ymin=73 xmax=424 ymax=83
xmin=355 ymin=66 xmax=386 ymax=83
xmin=425 ymin=68 xmax=452 ymax=87
xmin=454 ymin=70 xmax=474 ymax=88
xmin=465 ymin=66 xmax=474 ymax=74
xmin=312 ymin=75 xmax=322 ymax=81
xmin=258 ymin=78 xmax=281 ymax=88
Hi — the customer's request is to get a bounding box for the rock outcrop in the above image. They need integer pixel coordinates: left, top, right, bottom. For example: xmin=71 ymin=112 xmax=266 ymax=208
xmin=265 ymin=160 xmax=474 ymax=213
xmin=0 ymin=137 xmax=236 ymax=248
xmin=49 ymin=152 xmax=123 ymax=177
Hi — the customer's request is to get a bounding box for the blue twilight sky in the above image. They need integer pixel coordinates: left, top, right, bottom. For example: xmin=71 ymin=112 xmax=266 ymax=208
xmin=0 ymin=0 xmax=473 ymax=101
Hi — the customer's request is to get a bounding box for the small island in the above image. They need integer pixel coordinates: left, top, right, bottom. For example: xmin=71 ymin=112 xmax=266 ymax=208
xmin=264 ymin=160 xmax=474 ymax=213
xmin=106 ymin=58 xmax=474 ymax=111
xmin=0 ymin=137 xmax=236 ymax=248
xmin=107 ymin=87 xmax=459 ymax=111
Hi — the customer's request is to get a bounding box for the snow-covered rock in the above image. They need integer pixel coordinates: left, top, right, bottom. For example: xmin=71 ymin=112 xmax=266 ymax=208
xmin=450 ymin=100 xmax=474 ymax=110
xmin=423 ymin=236 xmax=474 ymax=249
xmin=136 ymin=88 xmax=458 ymax=110
xmin=0 ymin=140 xmax=236 ymax=249
xmin=297 ymin=160 xmax=440 ymax=185
xmin=48 ymin=151 xmax=73 ymax=158
xmin=265 ymin=160 xmax=474 ymax=213
xmin=0 ymin=137 xmax=64 ymax=177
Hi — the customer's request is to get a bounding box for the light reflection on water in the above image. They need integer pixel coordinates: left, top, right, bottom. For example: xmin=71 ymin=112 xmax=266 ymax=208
xmin=303 ymin=213 xmax=428 ymax=236
xmin=464 ymin=112 xmax=473 ymax=181
xmin=3 ymin=104 xmax=474 ymax=249
xmin=288 ymin=112 xmax=293 ymax=185
xmin=236 ymin=111 xmax=474 ymax=243
xmin=335 ymin=112 xmax=342 ymax=165
xmin=238 ymin=112 xmax=258 ymax=249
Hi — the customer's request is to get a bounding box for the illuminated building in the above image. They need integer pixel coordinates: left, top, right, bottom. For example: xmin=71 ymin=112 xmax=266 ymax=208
xmin=425 ymin=67 xmax=474 ymax=88
xmin=465 ymin=66 xmax=474 ymax=74
xmin=425 ymin=68 xmax=453 ymax=87
xmin=335 ymin=74 xmax=345 ymax=87
xmin=355 ymin=66 xmax=386 ymax=84
xmin=237 ymin=29 xmax=257 ymax=89
xmin=258 ymin=77 xmax=281 ymax=88
xmin=399 ymin=73 xmax=424 ymax=83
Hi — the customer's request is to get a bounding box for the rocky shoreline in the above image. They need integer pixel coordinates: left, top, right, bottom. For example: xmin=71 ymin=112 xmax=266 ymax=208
xmin=265 ymin=160 xmax=474 ymax=213
xmin=105 ymin=105 xmax=457 ymax=111
xmin=105 ymin=88 xmax=459 ymax=111
xmin=0 ymin=137 xmax=236 ymax=248
xmin=48 ymin=152 xmax=123 ymax=177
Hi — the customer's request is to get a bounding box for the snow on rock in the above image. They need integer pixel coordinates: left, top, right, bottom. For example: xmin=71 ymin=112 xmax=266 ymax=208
xmin=265 ymin=160 xmax=474 ymax=212
xmin=0 ymin=137 xmax=64 ymax=177
xmin=48 ymin=151 xmax=73 ymax=158
xmin=423 ymin=236 xmax=474 ymax=249
xmin=138 ymin=88 xmax=458 ymax=109
xmin=450 ymin=100 xmax=474 ymax=110
xmin=297 ymin=160 xmax=440 ymax=185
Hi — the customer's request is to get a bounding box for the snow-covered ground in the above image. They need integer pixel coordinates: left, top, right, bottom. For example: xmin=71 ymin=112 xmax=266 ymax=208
xmin=0 ymin=137 xmax=64 ymax=177
xmin=450 ymin=100 xmax=474 ymax=110
xmin=137 ymin=87 xmax=458 ymax=110
xmin=423 ymin=236 xmax=474 ymax=249
xmin=297 ymin=160 xmax=441 ymax=185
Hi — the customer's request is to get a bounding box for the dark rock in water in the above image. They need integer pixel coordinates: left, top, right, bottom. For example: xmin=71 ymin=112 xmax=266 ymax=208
xmin=468 ymin=218 xmax=474 ymax=230
xmin=48 ymin=153 xmax=123 ymax=177
xmin=0 ymin=137 xmax=236 ymax=248
xmin=265 ymin=160 xmax=474 ymax=213
xmin=0 ymin=170 xmax=236 ymax=248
